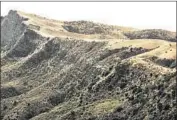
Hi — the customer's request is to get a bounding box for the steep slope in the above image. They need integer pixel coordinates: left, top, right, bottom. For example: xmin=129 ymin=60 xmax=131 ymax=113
xmin=1 ymin=10 xmax=176 ymax=120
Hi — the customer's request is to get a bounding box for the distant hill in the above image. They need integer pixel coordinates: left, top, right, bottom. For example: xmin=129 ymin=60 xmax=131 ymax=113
xmin=124 ymin=29 xmax=176 ymax=42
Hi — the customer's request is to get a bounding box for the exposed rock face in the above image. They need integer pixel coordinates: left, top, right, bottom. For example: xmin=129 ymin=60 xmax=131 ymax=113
xmin=1 ymin=10 xmax=176 ymax=120
xmin=1 ymin=10 xmax=27 ymax=52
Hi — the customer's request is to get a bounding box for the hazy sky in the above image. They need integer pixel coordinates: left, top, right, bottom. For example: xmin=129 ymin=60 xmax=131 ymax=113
xmin=1 ymin=2 xmax=176 ymax=31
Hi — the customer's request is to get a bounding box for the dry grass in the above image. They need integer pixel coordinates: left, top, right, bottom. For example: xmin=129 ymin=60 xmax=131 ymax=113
xmin=2 ymin=80 xmax=19 ymax=87
xmin=106 ymin=39 xmax=176 ymax=60
xmin=15 ymin=10 xmax=177 ymax=74
xmin=17 ymin=11 xmax=135 ymax=40
xmin=17 ymin=10 xmax=176 ymax=60
xmin=87 ymin=99 xmax=121 ymax=115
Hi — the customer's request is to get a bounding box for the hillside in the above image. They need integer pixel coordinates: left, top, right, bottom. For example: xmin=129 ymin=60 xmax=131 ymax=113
xmin=1 ymin=10 xmax=176 ymax=120
xmin=124 ymin=29 xmax=176 ymax=42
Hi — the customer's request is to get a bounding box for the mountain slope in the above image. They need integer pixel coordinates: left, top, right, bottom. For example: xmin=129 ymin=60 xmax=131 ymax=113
xmin=1 ymin=10 xmax=176 ymax=120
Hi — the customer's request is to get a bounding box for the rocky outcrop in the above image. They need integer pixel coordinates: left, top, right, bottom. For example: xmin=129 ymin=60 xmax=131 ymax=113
xmin=1 ymin=10 xmax=27 ymax=53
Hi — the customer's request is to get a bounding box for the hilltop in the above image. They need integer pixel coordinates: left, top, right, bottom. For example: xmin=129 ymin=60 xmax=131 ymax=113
xmin=1 ymin=10 xmax=176 ymax=120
